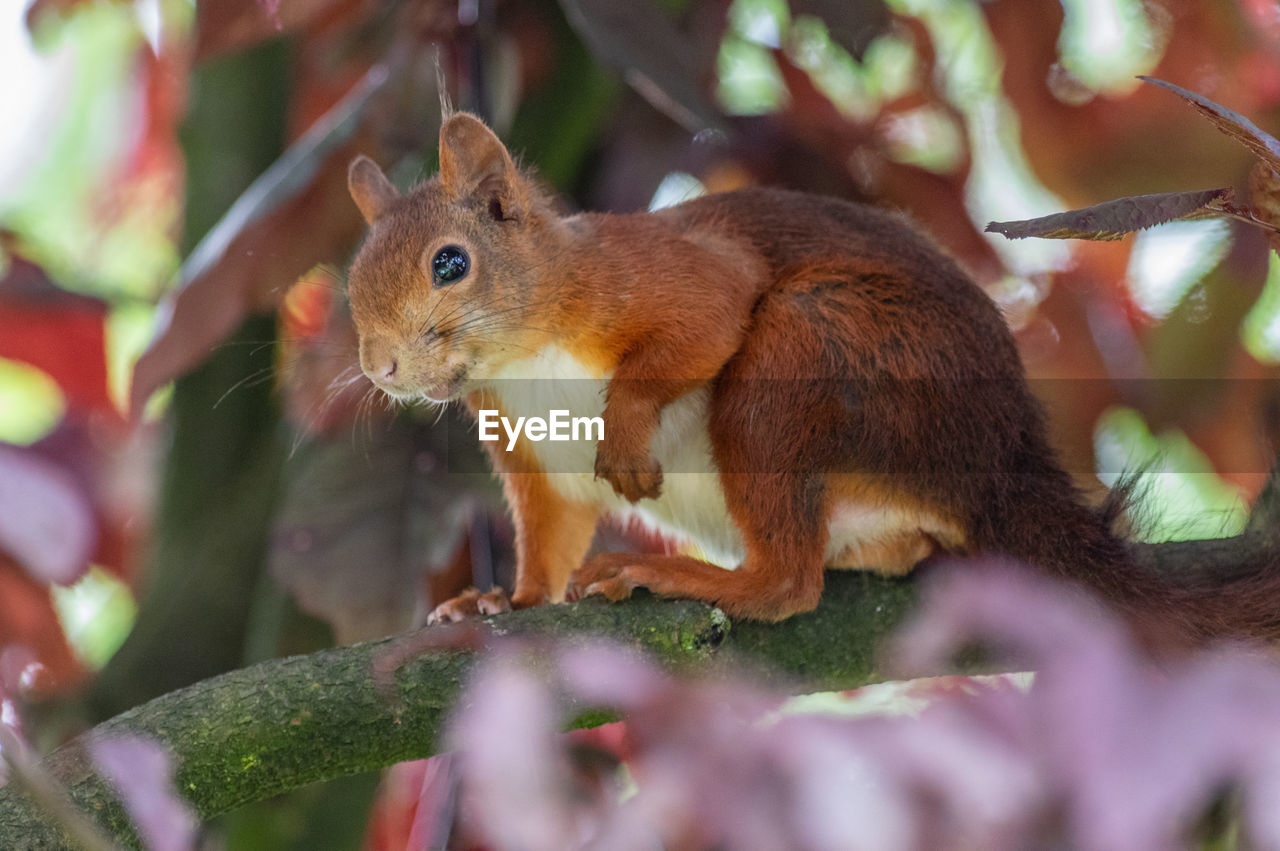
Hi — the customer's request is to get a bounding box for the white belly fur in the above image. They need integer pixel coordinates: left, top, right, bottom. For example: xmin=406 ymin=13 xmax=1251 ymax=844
xmin=484 ymin=345 xmax=933 ymax=569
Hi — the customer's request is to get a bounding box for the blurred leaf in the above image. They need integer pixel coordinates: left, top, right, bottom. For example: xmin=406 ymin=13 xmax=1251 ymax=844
xmin=766 ymin=48 xmax=1004 ymax=280
xmin=0 ymin=555 xmax=82 ymax=694
xmin=84 ymin=40 xmax=292 ymax=723
xmin=269 ymin=416 xmax=500 ymax=644
xmin=558 ymin=0 xmax=725 ymax=132
xmin=23 ymin=0 xmax=129 ymax=33
xmin=0 ymin=244 xmax=111 ymax=414
xmin=50 ymin=568 xmax=136 ymax=671
xmin=0 ymin=359 xmax=65 ymax=446
xmin=1243 ymin=250 xmax=1280 ymax=363
xmin=986 ymin=188 xmax=1235 ymax=241
xmin=449 ymin=567 xmax=1280 ymax=849
xmin=363 ymin=756 xmax=457 ymax=851
xmin=0 ymin=445 xmax=95 ymax=587
xmin=1140 ymin=75 xmax=1280 ymax=177
xmin=91 ymin=735 xmax=198 ymax=851
xmin=181 ymin=63 xmax=387 ymax=287
xmin=277 ymin=272 xmax=370 ymax=436
xmin=194 ymin=0 xmax=367 ymax=61
xmin=129 ymin=66 xmax=388 ymax=417
xmin=789 ymin=0 xmax=890 ymax=61
xmin=506 ymin=3 xmax=621 ymax=191
xmin=1093 ymin=406 xmax=1246 ymax=542
xmin=220 ymin=769 xmax=381 ymax=851
xmin=1249 ymin=160 xmax=1280 ymax=254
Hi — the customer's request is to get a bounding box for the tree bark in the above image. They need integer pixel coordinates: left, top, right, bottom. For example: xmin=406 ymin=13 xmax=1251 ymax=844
xmin=2 ymin=572 xmax=905 ymax=847
xmin=88 ymin=40 xmax=291 ymax=720
xmin=4 ymin=526 xmax=1272 ymax=848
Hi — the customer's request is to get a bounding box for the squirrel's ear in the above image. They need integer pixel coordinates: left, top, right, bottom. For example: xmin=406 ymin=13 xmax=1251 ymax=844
xmin=348 ymin=155 xmax=399 ymax=224
xmin=438 ymin=113 xmax=526 ymax=220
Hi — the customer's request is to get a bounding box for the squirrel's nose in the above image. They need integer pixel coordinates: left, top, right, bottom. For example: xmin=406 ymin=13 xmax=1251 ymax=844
xmin=361 ymin=341 xmax=400 ymax=388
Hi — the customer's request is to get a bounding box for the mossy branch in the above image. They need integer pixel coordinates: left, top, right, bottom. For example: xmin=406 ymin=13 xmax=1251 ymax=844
xmin=0 ymin=531 xmax=1269 ymax=848
xmin=0 ymin=572 xmax=911 ymax=847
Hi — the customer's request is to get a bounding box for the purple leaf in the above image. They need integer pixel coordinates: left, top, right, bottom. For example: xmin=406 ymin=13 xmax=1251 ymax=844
xmin=449 ymin=564 xmax=1280 ymax=849
xmin=558 ymin=0 xmax=724 ymax=133
xmin=0 ymin=444 xmax=95 ymax=586
xmin=1140 ymin=76 xmax=1280 ymax=176
xmin=448 ymin=656 xmax=590 ymax=851
xmin=556 ymin=644 xmax=667 ymax=708
xmin=269 ymin=418 xmax=497 ymax=643
xmin=91 ymin=736 xmax=198 ymax=851
xmin=985 ymin=188 xmax=1235 ymax=241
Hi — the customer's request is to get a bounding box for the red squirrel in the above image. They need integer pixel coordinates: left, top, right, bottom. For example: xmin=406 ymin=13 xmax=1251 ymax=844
xmin=345 ymin=111 xmax=1280 ymax=642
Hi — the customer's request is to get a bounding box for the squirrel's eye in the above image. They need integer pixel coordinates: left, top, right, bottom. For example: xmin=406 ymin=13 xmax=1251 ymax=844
xmin=431 ymin=245 xmax=470 ymax=286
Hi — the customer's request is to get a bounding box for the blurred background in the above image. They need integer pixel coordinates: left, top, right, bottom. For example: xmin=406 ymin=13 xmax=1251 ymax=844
xmin=1 ymin=0 xmax=1279 ymax=846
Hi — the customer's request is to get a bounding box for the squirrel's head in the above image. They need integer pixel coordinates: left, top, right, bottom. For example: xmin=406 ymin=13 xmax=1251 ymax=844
xmin=346 ymin=113 xmax=557 ymax=402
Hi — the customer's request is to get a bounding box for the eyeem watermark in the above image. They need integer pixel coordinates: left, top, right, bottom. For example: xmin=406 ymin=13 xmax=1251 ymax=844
xmin=478 ymin=409 xmax=604 ymax=452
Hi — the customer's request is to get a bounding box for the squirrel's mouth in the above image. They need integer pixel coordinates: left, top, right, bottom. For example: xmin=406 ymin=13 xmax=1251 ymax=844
xmin=422 ymin=366 xmax=468 ymax=402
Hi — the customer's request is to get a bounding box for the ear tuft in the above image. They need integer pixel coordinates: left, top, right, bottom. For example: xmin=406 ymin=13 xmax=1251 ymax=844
xmin=348 ymin=155 xmax=399 ymax=224
xmin=435 ymin=54 xmax=455 ymax=123
xmin=438 ymin=113 xmax=526 ymax=219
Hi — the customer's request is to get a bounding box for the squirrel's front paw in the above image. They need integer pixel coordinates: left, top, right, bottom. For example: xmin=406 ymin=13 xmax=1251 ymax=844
xmin=567 ymin=553 xmax=644 ymax=603
xmin=594 ymin=446 xmax=663 ymax=502
xmin=426 ymin=586 xmax=512 ymax=624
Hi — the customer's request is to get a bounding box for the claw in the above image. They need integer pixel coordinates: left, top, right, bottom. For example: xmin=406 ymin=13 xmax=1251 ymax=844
xmin=426 ymin=587 xmax=512 ymax=624
xmin=594 ymin=451 xmax=663 ymax=502
xmin=568 ymin=553 xmax=642 ymax=603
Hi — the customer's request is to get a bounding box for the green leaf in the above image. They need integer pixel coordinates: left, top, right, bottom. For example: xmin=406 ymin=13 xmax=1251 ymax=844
xmin=789 ymin=0 xmax=890 ymax=61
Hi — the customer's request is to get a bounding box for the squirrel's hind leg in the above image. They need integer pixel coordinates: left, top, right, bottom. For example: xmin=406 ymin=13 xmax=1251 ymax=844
xmin=568 ymin=469 xmax=829 ymax=621
xmin=567 ymin=548 xmax=825 ymax=622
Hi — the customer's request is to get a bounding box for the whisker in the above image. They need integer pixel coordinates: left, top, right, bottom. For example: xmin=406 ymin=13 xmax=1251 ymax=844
xmin=212 ymin=366 xmax=277 ymax=409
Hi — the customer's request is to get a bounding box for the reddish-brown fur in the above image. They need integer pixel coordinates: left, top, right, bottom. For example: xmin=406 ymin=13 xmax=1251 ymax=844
xmin=346 ymin=113 xmax=1280 ymax=644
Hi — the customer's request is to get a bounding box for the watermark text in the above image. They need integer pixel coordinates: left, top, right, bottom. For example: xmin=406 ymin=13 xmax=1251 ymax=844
xmin=478 ymin=409 xmax=604 ymax=451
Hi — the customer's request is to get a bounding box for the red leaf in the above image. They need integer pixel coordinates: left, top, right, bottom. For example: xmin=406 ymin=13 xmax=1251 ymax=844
xmin=129 ymin=68 xmax=388 ymax=417
xmin=194 ymin=0 xmax=368 ymax=61
xmin=0 ymin=244 xmax=112 ymax=414
xmin=0 ymin=555 xmax=83 ymax=694
xmin=277 ymin=295 xmax=372 ymax=436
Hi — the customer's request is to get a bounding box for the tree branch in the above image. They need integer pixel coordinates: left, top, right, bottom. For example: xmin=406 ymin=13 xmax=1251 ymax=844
xmin=0 ymin=573 xmax=914 ymax=848
xmin=0 ymin=518 xmax=1274 ymax=847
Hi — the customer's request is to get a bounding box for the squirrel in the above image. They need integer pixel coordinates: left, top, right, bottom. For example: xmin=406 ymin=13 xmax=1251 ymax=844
xmin=344 ymin=111 xmax=1280 ymax=645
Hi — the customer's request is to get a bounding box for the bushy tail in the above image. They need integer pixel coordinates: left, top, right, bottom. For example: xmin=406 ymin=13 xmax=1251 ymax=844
xmin=971 ymin=464 xmax=1280 ymax=649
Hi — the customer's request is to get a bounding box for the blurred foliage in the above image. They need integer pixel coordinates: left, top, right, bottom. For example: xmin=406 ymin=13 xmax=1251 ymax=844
xmin=2 ymin=0 xmax=1280 ymax=846
xmin=1243 ymin=251 xmax=1280 ymax=362
xmin=6 ymin=2 xmax=181 ymax=301
xmin=0 ymin=357 xmax=64 ymax=445
xmin=1095 ymin=406 xmax=1248 ymax=541
xmin=445 ymin=566 xmax=1280 ymax=850
xmin=49 ymin=567 xmax=136 ymax=671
